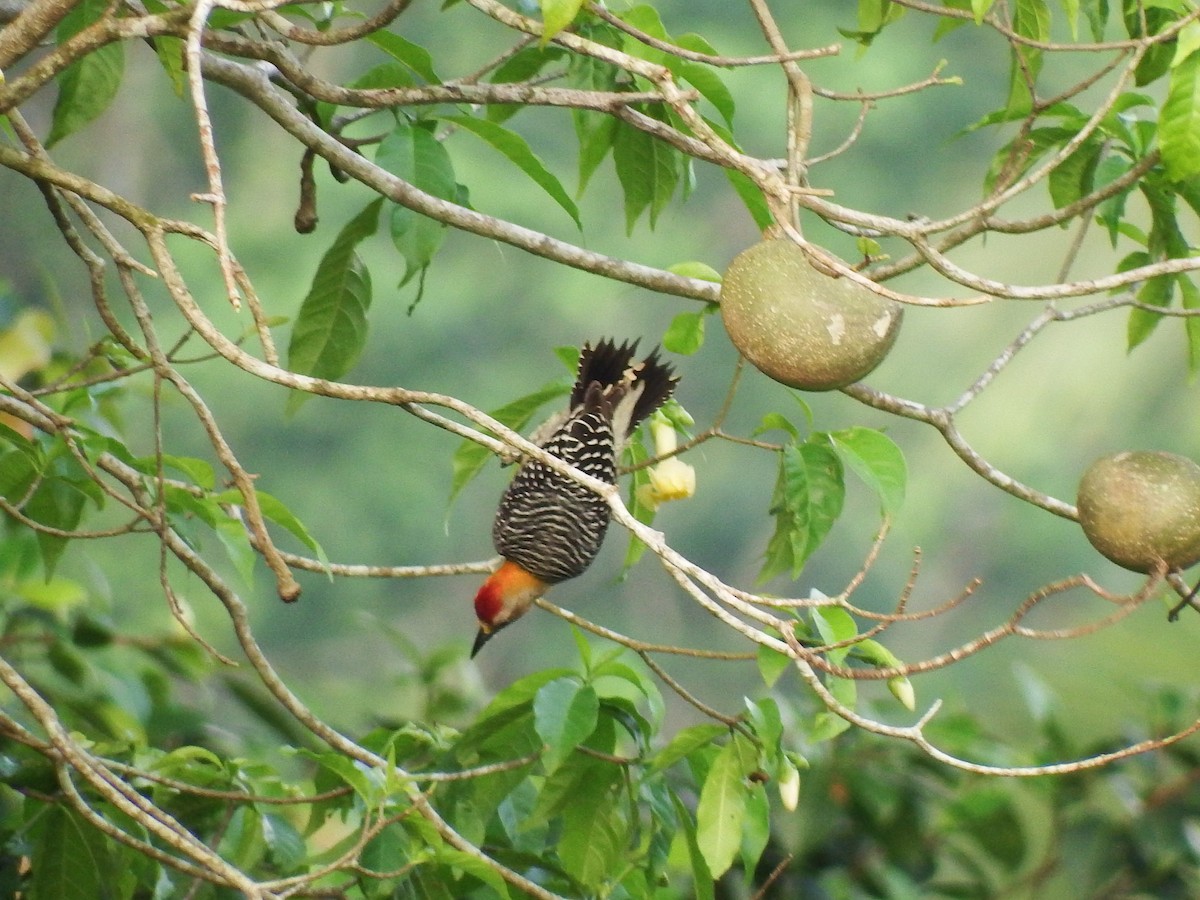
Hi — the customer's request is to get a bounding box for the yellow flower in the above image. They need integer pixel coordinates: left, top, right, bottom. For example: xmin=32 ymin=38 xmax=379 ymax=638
xmin=636 ymin=414 xmax=696 ymax=511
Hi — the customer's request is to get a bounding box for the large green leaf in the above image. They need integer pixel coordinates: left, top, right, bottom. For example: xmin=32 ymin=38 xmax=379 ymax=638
xmin=442 ymin=115 xmax=581 ymax=228
xmin=540 ymin=0 xmax=587 ymax=43
xmin=648 ymin=723 xmax=728 ymax=774
xmin=437 ymin=847 xmax=513 ymax=898
xmin=809 ymin=606 xmax=858 ymax=741
xmin=612 ymin=114 xmax=681 ymax=232
xmin=1048 ymin=139 xmax=1101 ymax=209
xmin=671 ymin=789 xmax=715 ymax=900
xmin=620 ymin=432 xmax=655 ymax=572
xmin=25 ymin=476 xmax=89 ymax=579
xmin=30 ymin=806 xmax=116 ymax=900
xmin=739 ymin=782 xmax=771 ymax=888
xmin=827 ymin=426 xmax=907 ymax=517
xmin=1180 ymin=274 xmax=1200 ymax=373
xmin=48 ymin=0 xmax=125 ymax=146
xmin=759 ymin=441 xmax=845 ymax=582
xmin=366 ymin=31 xmax=440 ymax=83
xmin=533 ymin=677 xmax=599 ymax=773
xmin=696 ymin=739 xmax=749 ymax=878
xmin=570 ymin=53 xmax=620 ymax=193
xmin=1127 ymin=273 xmax=1175 ymax=350
xmin=1160 ymin=49 xmax=1200 ymax=182
xmin=286 ymin=199 xmax=382 ymax=412
xmin=555 ymin=756 xmax=624 ymax=888
xmin=678 ymin=61 xmax=736 ymax=126
xmin=213 ymin=488 xmax=329 ymax=571
xmin=375 ymin=121 xmax=458 ymax=285
xmin=662 ymin=308 xmax=710 ymax=355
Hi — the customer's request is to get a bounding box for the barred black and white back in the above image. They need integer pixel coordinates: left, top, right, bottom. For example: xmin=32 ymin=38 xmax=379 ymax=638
xmin=492 ymin=339 xmax=677 ymax=584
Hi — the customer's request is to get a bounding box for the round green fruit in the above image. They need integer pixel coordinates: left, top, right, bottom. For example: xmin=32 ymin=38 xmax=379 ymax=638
xmin=1076 ymin=450 xmax=1200 ymax=574
xmin=719 ymin=239 xmax=902 ymax=391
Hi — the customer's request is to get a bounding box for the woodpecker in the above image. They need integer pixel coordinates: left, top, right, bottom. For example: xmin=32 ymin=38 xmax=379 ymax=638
xmin=471 ymin=339 xmax=678 ymax=657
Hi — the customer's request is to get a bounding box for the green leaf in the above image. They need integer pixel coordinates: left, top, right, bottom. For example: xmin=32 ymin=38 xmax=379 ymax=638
xmin=852 ymin=637 xmax=903 ymax=668
xmin=739 ymin=783 xmax=771 ymax=887
xmin=213 ymin=488 xmax=329 ymax=570
xmin=540 ymin=0 xmax=587 ymax=42
xmin=667 ymin=260 xmax=722 ymax=282
xmin=150 ymin=36 xmax=186 ymax=96
xmin=217 ymin=805 xmax=266 ymax=870
xmin=366 ymin=31 xmax=440 ymax=83
xmin=670 ymin=790 xmax=715 ymax=900
xmin=759 ymin=441 xmax=845 ymax=582
xmin=809 ymin=606 xmax=857 ymax=741
xmin=1174 ymin=20 xmax=1200 ymax=68
xmin=360 ymin=823 xmax=410 ymax=877
xmin=1127 ymin=274 xmax=1175 ymax=350
xmin=678 ymin=62 xmax=736 ymax=127
xmin=662 ymin=309 xmax=709 ymax=355
xmin=1094 ymin=154 xmax=1134 ymax=246
xmin=448 ymin=380 xmax=571 ymax=505
xmin=752 ymin=412 xmax=800 ymax=441
xmin=1082 ymin=0 xmax=1107 ymax=41
xmin=1127 ymin=4 xmax=1176 ymax=86
xmin=31 ymin=806 xmax=115 ymax=900
xmin=442 ymin=115 xmax=581 ymax=228
xmin=1048 ymin=139 xmax=1101 ymax=209
xmin=48 ymin=0 xmax=125 ymax=147
xmin=649 ymin=723 xmax=727 ymax=774
xmin=125 ymin=453 xmax=216 ymax=491
xmin=696 ymin=740 xmax=748 ymax=878
xmin=25 ymin=476 xmax=88 ymax=578
xmin=827 ymin=426 xmax=907 ymax=516
xmin=856 ymin=0 xmax=907 ymax=36
xmin=1180 ymin=274 xmax=1200 ymax=373
xmin=286 ymin=199 xmax=382 ymax=412
xmin=473 ymin=666 xmax=576 ymax=725
xmin=726 ymin=168 xmax=774 ymax=230
xmin=756 ymin=639 xmax=791 ymax=687
xmin=1160 ymin=50 xmax=1200 ymax=182
xmin=1012 ymin=0 xmax=1050 ymax=41
xmin=298 ymin=748 xmax=379 ymax=804
xmin=438 ymin=847 xmax=513 ymax=898
xmin=315 ymin=62 xmax=413 ymax=127
xmin=261 ymin=812 xmax=306 ymax=872
xmin=213 ymin=509 xmax=257 ymax=585
xmin=612 ymin=114 xmax=681 ymax=232
xmin=375 ymin=121 xmax=458 ymax=285
xmin=558 ymin=787 xmax=625 ymax=888
xmin=744 ymin=697 xmax=783 ymax=759
xmin=533 ymin=678 xmax=599 ymax=772
xmin=616 ymin=4 xmax=670 ymax=62
xmin=621 ymin=433 xmax=654 ymax=573
xmin=573 ymin=106 xmax=618 ymax=194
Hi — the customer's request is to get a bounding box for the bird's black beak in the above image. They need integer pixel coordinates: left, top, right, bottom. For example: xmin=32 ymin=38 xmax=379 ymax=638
xmin=470 ymin=626 xmax=494 ymax=658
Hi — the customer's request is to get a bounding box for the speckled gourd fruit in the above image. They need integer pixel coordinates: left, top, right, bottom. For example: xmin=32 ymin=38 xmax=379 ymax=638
xmin=719 ymin=239 xmax=902 ymax=391
xmin=1076 ymin=450 xmax=1200 ymax=574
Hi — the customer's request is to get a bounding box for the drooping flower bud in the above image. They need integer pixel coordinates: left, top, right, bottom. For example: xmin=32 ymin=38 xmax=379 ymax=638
xmin=636 ymin=413 xmax=696 ymax=510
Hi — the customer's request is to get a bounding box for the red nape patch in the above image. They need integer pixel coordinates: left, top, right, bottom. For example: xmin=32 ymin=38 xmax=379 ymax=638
xmin=473 ymin=560 xmax=545 ymax=626
xmin=474 ymin=578 xmax=504 ymax=624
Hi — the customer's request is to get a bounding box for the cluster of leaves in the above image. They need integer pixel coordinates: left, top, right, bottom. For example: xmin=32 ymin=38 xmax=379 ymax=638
xmin=859 ymin=0 xmax=1200 ymax=367
xmin=5 ymin=560 xmax=1200 ymax=898
xmin=280 ymin=2 xmax=760 ymax=391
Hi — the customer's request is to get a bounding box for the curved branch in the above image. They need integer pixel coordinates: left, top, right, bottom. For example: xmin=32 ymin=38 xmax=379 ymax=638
xmin=197 ymin=56 xmax=720 ymax=303
xmin=256 ymin=0 xmax=412 ymax=45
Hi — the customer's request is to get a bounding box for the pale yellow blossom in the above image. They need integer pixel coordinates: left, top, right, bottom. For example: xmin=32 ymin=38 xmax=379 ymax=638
xmin=636 ymin=414 xmax=696 ymax=510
